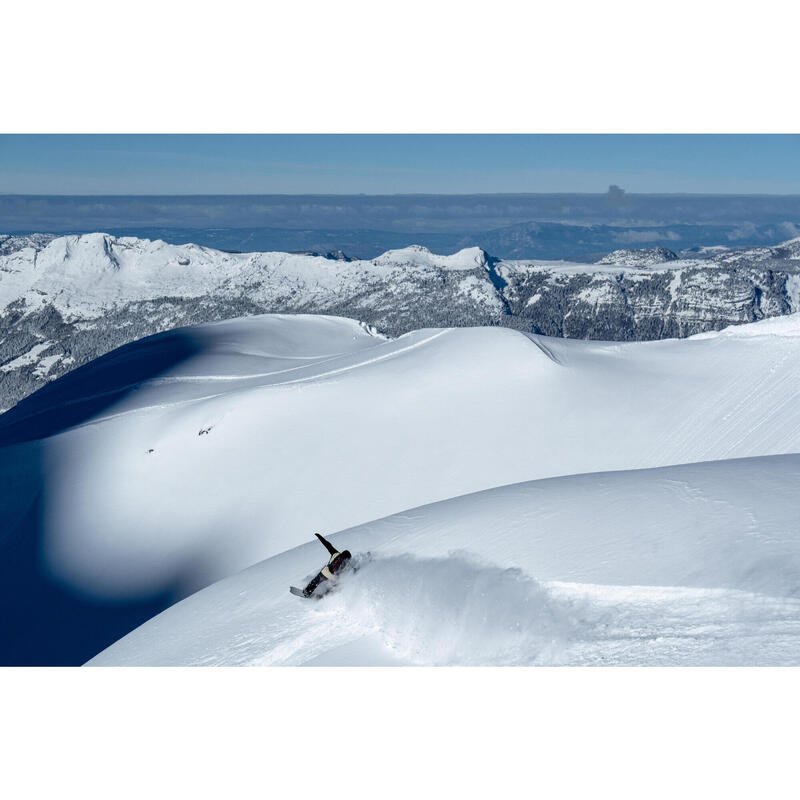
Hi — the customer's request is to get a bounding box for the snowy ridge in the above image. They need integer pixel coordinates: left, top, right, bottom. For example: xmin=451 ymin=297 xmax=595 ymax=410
xmin=372 ymin=244 xmax=489 ymax=270
xmin=0 ymin=234 xmax=490 ymax=320
xmin=3 ymin=231 xmax=800 ymax=320
xmin=596 ymin=246 xmax=680 ymax=267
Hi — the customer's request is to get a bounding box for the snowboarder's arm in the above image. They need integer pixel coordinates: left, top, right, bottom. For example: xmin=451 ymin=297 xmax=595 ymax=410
xmin=315 ymin=532 xmax=338 ymax=556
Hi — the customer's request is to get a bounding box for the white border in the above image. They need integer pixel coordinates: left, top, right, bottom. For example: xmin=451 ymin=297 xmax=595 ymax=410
xmin=2 ymin=1 xmax=799 ymax=133
xmin=1 ymin=667 xmax=797 ymax=799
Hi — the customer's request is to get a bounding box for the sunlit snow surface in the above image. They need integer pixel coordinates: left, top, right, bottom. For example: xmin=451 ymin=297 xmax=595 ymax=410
xmin=3 ymin=310 xmax=800 ymax=665
xmin=87 ymin=311 xmax=800 ymax=666
xmin=89 ymin=454 xmax=800 ymax=666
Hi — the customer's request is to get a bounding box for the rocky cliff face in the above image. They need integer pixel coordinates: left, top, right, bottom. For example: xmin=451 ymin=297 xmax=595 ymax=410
xmin=498 ymin=259 xmax=795 ymax=340
xmin=0 ymin=233 xmax=57 ymax=256
xmin=2 ymin=233 xmax=799 ymax=412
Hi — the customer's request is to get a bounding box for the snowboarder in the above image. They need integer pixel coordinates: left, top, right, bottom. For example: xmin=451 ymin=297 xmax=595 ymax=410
xmin=290 ymin=533 xmax=353 ymax=598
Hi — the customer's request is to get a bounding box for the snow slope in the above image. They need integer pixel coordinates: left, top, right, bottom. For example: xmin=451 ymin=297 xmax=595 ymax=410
xmin=3 ymin=310 xmax=800 ymax=664
xmin=5 ymin=312 xmax=800 ymax=595
xmin=88 ymin=454 xmax=800 ymax=666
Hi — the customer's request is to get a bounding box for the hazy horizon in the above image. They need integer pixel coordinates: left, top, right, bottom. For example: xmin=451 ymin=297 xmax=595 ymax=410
xmin=3 ymin=135 xmax=800 ymax=194
xmin=6 ymin=190 xmax=800 ymax=197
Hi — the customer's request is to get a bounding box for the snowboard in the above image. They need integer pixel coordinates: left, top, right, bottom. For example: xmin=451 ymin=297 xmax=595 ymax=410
xmin=289 ymin=585 xmax=326 ymax=600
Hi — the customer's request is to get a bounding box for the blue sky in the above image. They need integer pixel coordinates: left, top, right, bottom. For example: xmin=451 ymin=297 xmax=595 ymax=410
xmin=1 ymin=134 xmax=799 ymax=195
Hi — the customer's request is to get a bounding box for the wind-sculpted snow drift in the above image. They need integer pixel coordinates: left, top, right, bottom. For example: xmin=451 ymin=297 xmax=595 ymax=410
xmin=3 ymin=311 xmax=800 ymax=664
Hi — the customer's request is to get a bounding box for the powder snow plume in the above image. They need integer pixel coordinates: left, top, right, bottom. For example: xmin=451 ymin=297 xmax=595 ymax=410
xmin=306 ymin=553 xmax=588 ymax=666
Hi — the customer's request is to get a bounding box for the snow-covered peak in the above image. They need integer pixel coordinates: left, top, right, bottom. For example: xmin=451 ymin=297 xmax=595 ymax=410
xmin=38 ymin=232 xmax=121 ymax=271
xmin=1 ymin=233 xmax=252 ymax=318
xmin=372 ymin=245 xmax=488 ymax=270
xmin=596 ymin=246 xmax=680 ymax=267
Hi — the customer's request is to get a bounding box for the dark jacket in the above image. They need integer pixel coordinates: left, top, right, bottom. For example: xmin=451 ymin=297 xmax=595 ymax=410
xmin=302 ymin=533 xmax=352 ymax=597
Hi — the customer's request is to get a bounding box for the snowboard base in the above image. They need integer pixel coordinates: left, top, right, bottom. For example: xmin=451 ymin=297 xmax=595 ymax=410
xmin=290 ymin=585 xmax=327 ymax=600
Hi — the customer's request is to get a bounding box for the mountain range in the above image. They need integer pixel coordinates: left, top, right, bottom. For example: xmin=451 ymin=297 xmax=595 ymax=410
xmin=1 ymin=231 xmax=800 ymax=413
